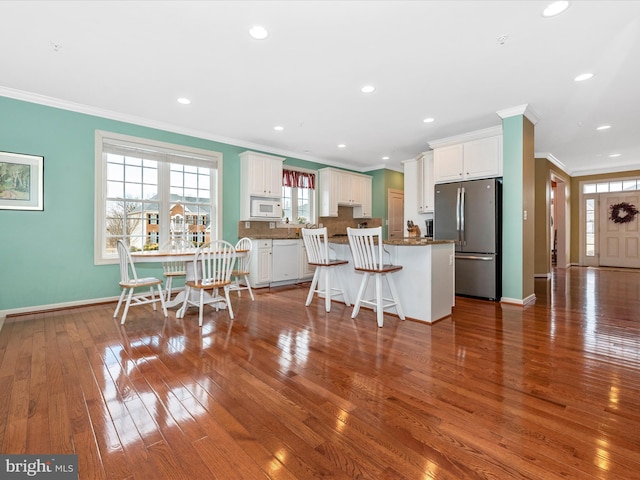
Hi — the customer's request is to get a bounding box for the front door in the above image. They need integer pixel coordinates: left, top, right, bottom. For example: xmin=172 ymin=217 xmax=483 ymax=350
xmin=599 ymin=192 xmax=640 ymax=268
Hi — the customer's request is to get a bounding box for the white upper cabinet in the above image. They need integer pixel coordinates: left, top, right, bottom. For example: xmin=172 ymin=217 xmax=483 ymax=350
xmin=319 ymin=168 xmax=372 ymax=218
xmin=463 ymin=135 xmax=503 ymax=179
xmin=240 ymin=151 xmax=284 ymax=197
xmin=240 ymin=151 xmax=284 ymax=220
xmin=430 ymin=126 xmax=503 ymax=184
xmin=417 ymin=151 xmax=435 ymax=213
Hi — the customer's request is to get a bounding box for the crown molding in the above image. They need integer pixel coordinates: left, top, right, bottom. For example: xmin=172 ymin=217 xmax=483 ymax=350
xmin=0 ymin=86 xmax=382 ymax=172
xmin=496 ymin=104 xmax=541 ymax=125
xmin=535 ymin=152 xmax=570 ymax=175
xmin=427 ymin=125 xmax=502 ymax=149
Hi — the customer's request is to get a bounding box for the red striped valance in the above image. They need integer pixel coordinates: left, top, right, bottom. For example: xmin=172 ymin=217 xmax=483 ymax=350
xmin=282 ymin=169 xmax=316 ymax=189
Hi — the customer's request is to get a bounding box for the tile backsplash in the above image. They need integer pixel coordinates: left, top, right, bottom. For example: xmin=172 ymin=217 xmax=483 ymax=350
xmin=238 ymin=206 xmax=382 ymax=239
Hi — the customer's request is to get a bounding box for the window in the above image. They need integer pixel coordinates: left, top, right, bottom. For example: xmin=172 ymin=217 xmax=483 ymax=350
xmin=585 ymin=198 xmax=595 ymax=257
xmin=583 ymin=178 xmax=640 ymax=194
xmin=94 ymin=131 xmax=223 ymax=264
xmin=281 ymin=168 xmax=316 ymax=225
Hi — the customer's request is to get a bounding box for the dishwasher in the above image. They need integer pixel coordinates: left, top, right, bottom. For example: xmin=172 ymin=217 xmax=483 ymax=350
xmin=271 ymin=239 xmax=300 ymax=283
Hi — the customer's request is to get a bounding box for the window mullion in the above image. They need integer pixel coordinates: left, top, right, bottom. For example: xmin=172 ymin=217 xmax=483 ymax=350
xmin=157 ymin=161 xmax=170 ymax=247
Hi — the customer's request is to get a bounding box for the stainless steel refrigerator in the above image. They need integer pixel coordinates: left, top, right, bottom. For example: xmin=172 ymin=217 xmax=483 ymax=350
xmin=434 ymin=178 xmax=502 ymax=300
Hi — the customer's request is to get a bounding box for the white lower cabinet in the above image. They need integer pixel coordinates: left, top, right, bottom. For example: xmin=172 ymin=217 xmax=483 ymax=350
xmin=249 ymin=238 xmax=314 ymax=288
xmin=249 ymin=239 xmax=272 ymax=288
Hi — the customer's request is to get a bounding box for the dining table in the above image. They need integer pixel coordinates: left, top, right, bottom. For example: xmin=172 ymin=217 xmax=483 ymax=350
xmin=131 ymin=248 xmax=248 ymax=309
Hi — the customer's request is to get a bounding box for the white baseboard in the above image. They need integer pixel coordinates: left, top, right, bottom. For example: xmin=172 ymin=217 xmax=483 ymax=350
xmin=0 ymin=295 xmax=120 ymax=320
xmin=534 ymin=273 xmax=551 ymax=279
xmin=500 ymin=293 xmax=536 ymax=306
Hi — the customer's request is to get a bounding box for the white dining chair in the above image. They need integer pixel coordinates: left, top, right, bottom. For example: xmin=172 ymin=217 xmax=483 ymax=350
xmin=347 ymin=227 xmax=405 ymax=327
xmin=302 ymin=227 xmax=350 ymax=312
xmin=229 ymin=237 xmax=255 ymax=301
xmin=176 ymin=240 xmax=236 ymax=327
xmin=114 ymin=240 xmax=168 ymax=325
xmin=160 ymin=237 xmax=192 ymax=302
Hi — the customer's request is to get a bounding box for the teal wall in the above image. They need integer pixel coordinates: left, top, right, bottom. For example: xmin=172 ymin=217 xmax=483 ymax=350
xmin=501 ymin=116 xmax=524 ymax=300
xmin=368 ymin=168 xmax=404 ymax=238
xmin=0 ymin=96 xmax=372 ymax=312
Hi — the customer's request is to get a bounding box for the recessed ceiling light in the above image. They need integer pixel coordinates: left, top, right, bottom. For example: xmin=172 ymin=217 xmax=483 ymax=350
xmin=423 ymin=117 xmax=435 ymax=123
xmin=596 ymin=125 xmax=611 ymax=131
xmin=361 ymin=85 xmax=375 ymax=94
xmin=382 ymin=156 xmax=390 ymax=160
xmin=273 ymin=126 xmax=284 ymax=131
xmin=609 ymin=153 xmax=621 ymax=158
xmin=249 ymin=25 xmax=269 ymax=40
xmin=574 ymin=73 xmax=594 ymax=82
xmin=338 ymin=144 xmax=346 ymax=148
xmin=177 ymin=97 xmax=191 ymax=105
xmin=542 ymin=1 xmax=570 ymax=17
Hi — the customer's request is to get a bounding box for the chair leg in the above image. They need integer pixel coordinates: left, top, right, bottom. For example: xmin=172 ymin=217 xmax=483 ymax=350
xmin=375 ymin=274 xmax=384 ymax=327
xmin=113 ymin=289 xmax=127 ymax=318
xmin=121 ymin=288 xmax=134 ymax=325
xmin=352 ymin=272 xmax=370 ymax=319
xmin=386 ymin=274 xmax=405 ymax=320
xmin=165 ymin=276 xmax=173 ymax=302
xmin=150 ymin=286 xmax=157 ymax=311
xmin=306 ymin=269 xmax=320 ymax=307
xmin=234 ymin=277 xmax=242 ymax=298
xmin=224 ymin=286 xmax=234 ymax=320
xmin=156 ymin=285 xmax=168 ymax=318
xmin=336 ymin=268 xmax=350 ymax=306
xmin=244 ymin=275 xmax=255 ymax=301
xmin=324 ymin=267 xmax=332 ymax=313
xmin=198 ymin=289 xmax=205 ymax=327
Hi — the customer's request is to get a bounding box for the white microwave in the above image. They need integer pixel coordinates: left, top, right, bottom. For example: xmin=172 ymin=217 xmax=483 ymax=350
xmin=251 ymin=199 xmax=282 ymax=218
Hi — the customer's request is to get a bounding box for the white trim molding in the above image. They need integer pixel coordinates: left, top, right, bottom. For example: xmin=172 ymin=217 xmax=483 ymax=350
xmin=496 ymin=104 xmax=541 ymax=125
xmin=500 ymin=293 xmax=536 ymax=306
xmin=427 ymin=125 xmax=503 ymax=150
xmin=0 ymin=296 xmax=121 ymax=320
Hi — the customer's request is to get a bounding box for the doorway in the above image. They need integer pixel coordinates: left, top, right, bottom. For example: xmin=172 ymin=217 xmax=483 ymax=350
xmin=387 ymin=189 xmax=404 ymax=239
xmin=549 ymin=173 xmax=567 ymax=270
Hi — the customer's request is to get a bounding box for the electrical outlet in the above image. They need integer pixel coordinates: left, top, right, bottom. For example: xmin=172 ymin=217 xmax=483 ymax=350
xmin=269 ymin=222 xmax=275 ymax=229
xmin=245 ymin=221 xmax=250 ymax=228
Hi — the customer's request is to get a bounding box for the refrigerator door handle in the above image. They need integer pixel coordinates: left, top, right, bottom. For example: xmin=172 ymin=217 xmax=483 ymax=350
xmin=456 ymin=187 xmax=461 ymax=244
xmin=456 ymin=255 xmax=494 ymax=261
xmin=460 ymin=187 xmax=466 ymax=246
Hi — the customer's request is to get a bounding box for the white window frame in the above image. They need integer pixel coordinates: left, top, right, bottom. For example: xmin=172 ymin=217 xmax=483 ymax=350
xmin=280 ymin=166 xmax=318 ymax=226
xmin=94 ymin=130 xmax=223 ymax=265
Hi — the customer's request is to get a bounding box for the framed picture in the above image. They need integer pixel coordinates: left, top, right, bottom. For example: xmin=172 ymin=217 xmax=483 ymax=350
xmin=0 ymin=151 xmax=44 ymax=211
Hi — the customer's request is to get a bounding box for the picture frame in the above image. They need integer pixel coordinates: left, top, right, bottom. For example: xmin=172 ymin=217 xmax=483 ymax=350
xmin=0 ymin=151 xmax=44 ymax=211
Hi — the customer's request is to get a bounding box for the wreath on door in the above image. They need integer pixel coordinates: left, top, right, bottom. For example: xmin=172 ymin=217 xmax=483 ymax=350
xmin=609 ymin=202 xmax=639 ymax=224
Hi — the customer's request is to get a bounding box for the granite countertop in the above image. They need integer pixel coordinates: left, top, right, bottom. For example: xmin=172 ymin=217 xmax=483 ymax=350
xmin=249 ymin=235 xmax=301 ymax=240
xmin=327 ymin=237 xmax=454 ymax=246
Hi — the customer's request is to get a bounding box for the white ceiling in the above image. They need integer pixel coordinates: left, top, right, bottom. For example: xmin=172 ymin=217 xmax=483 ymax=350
xmin=1 ymin=1 xmax=639 ymax=175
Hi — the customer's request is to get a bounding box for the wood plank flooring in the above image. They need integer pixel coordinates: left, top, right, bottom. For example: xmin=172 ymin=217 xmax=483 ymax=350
xmin=1 ymin=266 xmax=640 ymax=479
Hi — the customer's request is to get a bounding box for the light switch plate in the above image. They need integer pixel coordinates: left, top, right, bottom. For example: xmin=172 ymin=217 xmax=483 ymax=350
xmin=245 ymin=221 xmax=250 ymax=228
xmin=269 ymin=222 xmax=275 ymax=229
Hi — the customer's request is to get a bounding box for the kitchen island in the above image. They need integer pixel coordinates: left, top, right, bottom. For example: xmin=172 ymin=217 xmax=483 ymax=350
xmin=328 ymin=237 xmax=455 ymax=324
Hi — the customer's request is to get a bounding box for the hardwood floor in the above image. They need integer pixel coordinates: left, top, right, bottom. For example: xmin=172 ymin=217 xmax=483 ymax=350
xmin=1 ymin=267 xmax=640 ymax=479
